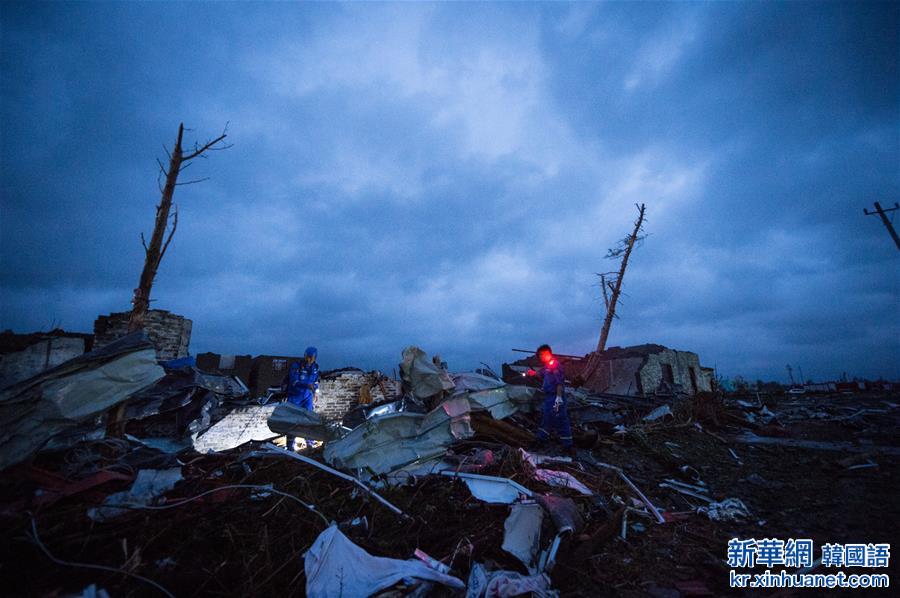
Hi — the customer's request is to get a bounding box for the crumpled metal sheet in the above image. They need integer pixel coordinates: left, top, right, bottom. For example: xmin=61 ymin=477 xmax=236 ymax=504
xmin=125 ymin=367 xmax=247 ymax=421
xmin=341 ymin=395 xmax=427 ymax=430
xmin=442 ymin=471 xmax=533 ymax=504
xmin=400 ymin=346 xmax=455 ymax=399
xmin=451 ymin=372 xmax=505 ymax=394
xmin=467 ymin=387 xmax=519 ymax=420
xmin=267 ymin=403 xmax=335 ymax=441
xmin=0 ymin=332 xmax=165 ymax=471
xmin=502 ymin=502 xmax=544 ymax=572
xmin=324 ymin=396 xmax=472 ymax=475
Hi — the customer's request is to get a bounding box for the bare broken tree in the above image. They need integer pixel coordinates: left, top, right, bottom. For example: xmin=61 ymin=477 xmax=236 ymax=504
xmin=596 ymin=203 xmax=646 ymax=352
xmin=128 ymin=123 xmax=231 ymax=332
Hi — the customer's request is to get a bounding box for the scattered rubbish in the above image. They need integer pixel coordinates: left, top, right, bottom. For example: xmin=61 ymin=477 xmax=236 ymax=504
xmin=262 ymin=443 xmax=408 ymax=518
xmin=466 ymin=562 xmax=556 ymax=598
xmin=643 ymin=404 xmax=673 ymax=422
xmin=88 ymin=468 xmax=182 ymax=521
xmin=533 ymin=468 xmax=594 ymax=496
xmin=442 ymin=470 xmax=533 ymax=504
xmin=735 ymin=432 xmax=900 ymax=455
xmin=3 ymin=344 xmax=895 ymax=597
xmin=697 ymin=497 xmax=752 ymax=521
xmin=537 ymin=532 xmax=564 ymax=573
xmin=414 ymin=548 xmax=452 ymax=575
xmin=534 ymin=493 xmax=584 ymax=534
xmin=304 ymin=524 xmax=464 ymax=598
xmin=659 ymin=479 xmax=713 ymax=503
xmin=400 ymin=346 xmax=455 ymax=400
xmin=324 ymin=396 xmax=473 ymax=475
xmin=518 ymin=448 xmax=572 ymax=468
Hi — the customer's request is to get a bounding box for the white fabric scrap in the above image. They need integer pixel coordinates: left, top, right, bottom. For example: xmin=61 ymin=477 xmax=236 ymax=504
xmin=304 ymin=524 xmax=464 ymax=598
xmin=466 ymin=563 xmax=557 ymax=598
xmin=88 ymin=468 xmax=182 ymax=521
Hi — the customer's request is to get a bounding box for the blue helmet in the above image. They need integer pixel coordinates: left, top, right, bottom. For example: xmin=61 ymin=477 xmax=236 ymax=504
xmin=304 ymin=346 xmax=318 ymax=359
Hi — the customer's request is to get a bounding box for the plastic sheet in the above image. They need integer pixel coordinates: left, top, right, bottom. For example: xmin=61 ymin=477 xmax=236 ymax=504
xmin=304 ymin=524 xmax=464 ymax=598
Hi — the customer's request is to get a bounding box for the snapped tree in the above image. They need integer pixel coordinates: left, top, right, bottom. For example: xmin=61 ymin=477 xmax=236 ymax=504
xmin=596 ymin=203 xmax=646 ymax=352
xmin=128 ymin=123 xmax=231 ymax=332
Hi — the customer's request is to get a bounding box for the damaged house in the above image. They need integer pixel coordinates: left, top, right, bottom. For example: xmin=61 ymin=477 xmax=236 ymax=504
xmin=506 ymin=344 xmax=714 ymax=397
xmin=576 ymin=344 xmax=714 ymax=396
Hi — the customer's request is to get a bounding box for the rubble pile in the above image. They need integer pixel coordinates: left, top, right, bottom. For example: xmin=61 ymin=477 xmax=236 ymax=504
xmin=1 ymin=339 xmax=897 ymax=596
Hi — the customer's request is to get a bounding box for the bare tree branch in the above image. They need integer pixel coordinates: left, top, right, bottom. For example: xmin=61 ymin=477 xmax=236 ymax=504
xmin=181 ymin=131 xmax=228 ymax=161
xmin=175 ymin=177 xmax=210 ymax=186
xmin=140 ymin=233 xmax=148 ymax=253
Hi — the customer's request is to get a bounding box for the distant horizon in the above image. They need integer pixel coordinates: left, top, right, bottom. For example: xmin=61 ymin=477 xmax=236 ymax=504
xmin=2 ymin=312 xmax=895 ymax=385
xmin=2 ymin=2 xmax=897 ymax=384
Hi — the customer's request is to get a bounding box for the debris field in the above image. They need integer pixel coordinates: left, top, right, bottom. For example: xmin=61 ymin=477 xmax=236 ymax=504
xmin=0 ymin=335 xmax=897 ymax=597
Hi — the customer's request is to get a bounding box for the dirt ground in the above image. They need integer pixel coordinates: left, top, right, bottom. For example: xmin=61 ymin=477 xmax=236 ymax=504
xmin=1 ymin=391 xmax=897 ymax=597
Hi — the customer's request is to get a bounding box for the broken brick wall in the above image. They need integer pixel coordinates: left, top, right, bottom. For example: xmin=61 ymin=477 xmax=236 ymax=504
xmin=640 ymin=349 xmax=713 ymax=395
xmin=94 ymin=310 xmax=192 ymax=361
xmin=316 ymin=369 xmax=401 ymax=422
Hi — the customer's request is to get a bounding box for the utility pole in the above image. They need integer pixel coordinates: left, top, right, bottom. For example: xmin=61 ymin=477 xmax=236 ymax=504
xmin=596 ymin=204 xmax=646 ymax=352
xmin=863 ymin=202 xmax=900 ymax=251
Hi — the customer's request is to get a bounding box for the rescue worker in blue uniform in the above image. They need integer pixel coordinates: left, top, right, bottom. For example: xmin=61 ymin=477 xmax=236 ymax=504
xmin=285 ymin=346 xmax=320 ymax=451
xmin=529 ymin=344 xmax=573 ymax=453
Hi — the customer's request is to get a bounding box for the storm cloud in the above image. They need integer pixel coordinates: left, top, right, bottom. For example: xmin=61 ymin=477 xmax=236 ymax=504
xmin=1 ymin=2 xmax=897 ymax=382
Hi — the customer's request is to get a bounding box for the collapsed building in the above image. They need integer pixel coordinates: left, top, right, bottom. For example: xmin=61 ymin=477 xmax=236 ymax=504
xmin=505 ymin=344 xmax=714 ymax=397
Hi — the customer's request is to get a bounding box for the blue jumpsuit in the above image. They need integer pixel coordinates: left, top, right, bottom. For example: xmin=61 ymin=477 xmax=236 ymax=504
xmin=536 ymin=360 xmax=572 ymax=447
xmin=286 ymin=360 xmax=319 ymax=448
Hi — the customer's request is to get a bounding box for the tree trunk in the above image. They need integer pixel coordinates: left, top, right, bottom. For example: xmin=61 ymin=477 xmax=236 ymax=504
xmin=128 ymin=124 xmax=185 ymax=332
xmin=596 ymin=203 xmax=645 ymax=352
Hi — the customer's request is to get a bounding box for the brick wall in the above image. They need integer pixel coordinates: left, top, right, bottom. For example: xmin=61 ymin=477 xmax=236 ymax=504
xmin=640 ymin=349 xmax=713 ymax=395
xmin=94 ymin=310 xmax=191 ymax=361
xmin=315 ymin=369 xmax=400 ymax=422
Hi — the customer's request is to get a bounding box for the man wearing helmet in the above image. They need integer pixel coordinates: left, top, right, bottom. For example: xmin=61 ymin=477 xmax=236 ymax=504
xmin=529 ymin=344 xmax=573 ymax=454
xmin=285 ymin=346 xmax=320 ymax=451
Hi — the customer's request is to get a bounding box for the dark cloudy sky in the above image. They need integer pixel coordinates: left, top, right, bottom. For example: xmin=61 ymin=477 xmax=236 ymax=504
xmin=1 ymin=2 xmax=898 ymax=382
